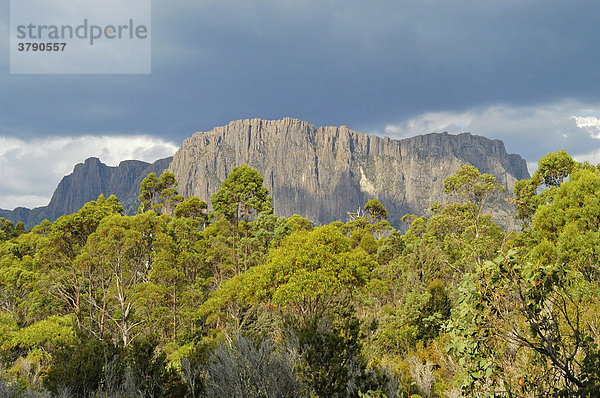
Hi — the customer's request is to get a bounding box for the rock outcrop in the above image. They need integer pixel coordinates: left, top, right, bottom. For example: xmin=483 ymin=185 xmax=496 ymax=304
xmin=169 ymin=118 xmax=529 ymax=226
xmin=0 ymin=157 xmax=172 ymax=227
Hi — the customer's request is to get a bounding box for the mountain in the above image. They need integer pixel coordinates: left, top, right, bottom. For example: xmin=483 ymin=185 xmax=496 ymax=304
xmin=0 ymin=157 xmax=172 ymax=228
xmin=169 ymin=118 xmax=529 ymax=226
xmin=1 ymin=118 xmax=530 ymax=229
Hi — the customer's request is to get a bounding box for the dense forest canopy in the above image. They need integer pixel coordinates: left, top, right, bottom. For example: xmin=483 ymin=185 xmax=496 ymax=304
xmin=0 ymin=152 xmax=599 ymax=397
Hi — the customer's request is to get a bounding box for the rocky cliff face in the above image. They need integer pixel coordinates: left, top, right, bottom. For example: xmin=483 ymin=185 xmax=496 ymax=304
xmin=0 ymin=157 xmax=172 ymax=227
xmin=169 ymin=118 xmax=529 ymax=226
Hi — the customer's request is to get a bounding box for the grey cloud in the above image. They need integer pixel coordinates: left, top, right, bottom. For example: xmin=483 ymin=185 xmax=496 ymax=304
xmin=3 ymin=0 xmax=600 ymax=142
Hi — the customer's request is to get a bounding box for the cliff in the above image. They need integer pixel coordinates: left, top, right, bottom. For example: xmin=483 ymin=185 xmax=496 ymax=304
xmin=169 ymin=118 xmax=529 ymax=226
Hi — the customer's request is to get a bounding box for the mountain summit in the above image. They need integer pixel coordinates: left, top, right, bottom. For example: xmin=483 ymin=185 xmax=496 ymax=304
xmin=169 ymin=118 xmax=529 ymax=226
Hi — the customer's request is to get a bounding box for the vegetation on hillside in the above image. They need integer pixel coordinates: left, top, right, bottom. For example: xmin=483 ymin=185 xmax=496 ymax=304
xmin=1 ymin=154 xmax=599 ymax=397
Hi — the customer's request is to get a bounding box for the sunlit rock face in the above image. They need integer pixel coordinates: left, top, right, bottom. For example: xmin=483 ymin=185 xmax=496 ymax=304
xmin=169 ymin=118 xmax=529 ymax=226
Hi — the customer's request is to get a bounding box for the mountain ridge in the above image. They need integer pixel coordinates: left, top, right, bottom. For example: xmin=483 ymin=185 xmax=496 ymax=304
xmin=0 ymin=118 xmax=529 ymax=228
xmin=169 ymin=118 xmax=529 ymax=226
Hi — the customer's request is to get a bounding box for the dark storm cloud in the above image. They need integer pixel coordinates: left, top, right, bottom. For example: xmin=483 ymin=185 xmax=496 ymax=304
xmin=2 ymin=0 xmax=600 ymax=141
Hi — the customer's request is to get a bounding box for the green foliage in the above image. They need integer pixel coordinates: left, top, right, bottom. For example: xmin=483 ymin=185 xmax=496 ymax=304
xmin=449 ymin=246 xmax=600 ymax=396
xmin=164 ymin=367 xmax=189 ymax=398
xmin=158 ymin=171 xmax=185 ymax=215
xmin=200 ymin=225 xmax=372 ymax=335
xmin=296 ymin=313 xmax=359 ymax=396
xmin=297 ymin=315 xmax=361 ymax=398
xmin=514 ymin=173 xmax=544 ymax=221
xmin=128 ymin=333 xmax=169 ymax=398
xmin=149 ymin=216 xmax=212 ymax=343
xmin=174 ymin=196 xmax=208 ymax=223
xmin=139 ymin=172 xmax=160 ymax=213
xmin=14 ymin=222 xmax=25 ymax=236
xmin=211 ymin=164 xmax=272 ymax=224
xmin=536 ymin=149 xmax=575 ymax=187
xmin=364 ymin=199 xmax=389 ymax=223
xmin=0 ymin=218 xmax=15 ymax=241
xmin=0 ymin=312 xmax=18 ymax=345
xmin=7 ymin=315 xmax=75 ymax=353
xmin=446 ymin=270 xmax=498 ymax=395
xmin=139 ymin=171 xmax=184 ymax=214
xmin=443 ymin=165 xmax=506 ymax=210
xmin=416 ymin=279 xmax=451 ymax=342
xmin=288 ymin=214 xmax=313 ymax=232
xmin=3 ymin=150 xmax=600 ymax=397
xmin=211 ymin=165 xmax=274 ymax=274
xmin=36 ymin=194 xmax=123 ymax=327
xmin=0 ymin=251 xmax=41 ymax=325
xmin=44 ymin=331 xmax=111 ymax=397
xmin=526 ymin=167 xmax=600 ymax=281
xmin=359 ymin=390 xmax=390 ymax=398
xmin=81 ymin=211 xmax=166 ymax=346
xmin=263 ymin=225 xmax=371 ymax=317
xmin=514 ymin=150 xmax=577 ymax=222
xmin=245 ymin=211 xmax=292 ymax=266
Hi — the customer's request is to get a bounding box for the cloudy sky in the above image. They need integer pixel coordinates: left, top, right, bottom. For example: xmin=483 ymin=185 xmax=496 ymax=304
xmin=1 ymin=0 xmax=600 ymax=209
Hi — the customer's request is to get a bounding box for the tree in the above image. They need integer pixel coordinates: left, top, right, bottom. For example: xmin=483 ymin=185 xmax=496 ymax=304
xmin=39 ymin=195 xmax=123 ymax=329
xmin=127 ymin=333 xmax=169 ymax=398
xmin=201 ymin=225 xmax=372 ymax=328
xmin=138 ymin=172 xmax=160 ymax=213
xmin=158 ymin=171 xmax=184 ymax=215
xmin=174 ymin=196 xmax=208 ymax=224
xmin=44 ymin=331 xmax=110 ymax=397
xmin=415 ymin=279 xmax=451 ymax=341
xmin=364 ymin=199 xmax=388 ymax=223
xmin=14 ymin=222 xmax=25 ymax=237
xmin=443 ymin=165 xmax=506 ymax=215
xmin=0 ymin=219 xmax=14 ymax=241
xmin=200 ymin=217 xmax=236 ymax=284
xmin=138 ymin=171 xmax=184 ymax=215
xmin=407 ymin=167 xmax=506 ymax=277
xmin=211 ymin=165 xmax=273 ymax=273
xmin=149 ymin=216 xmax=211 ymax=343
xmin=449 ymin=251 xmax=600 ymax=396
xmin=514 ymin=150 xmax=577 ymax=223
xmin=244 ymin=211 xmax=292 ymax=268
xmin=536 ymin=149 xmax=575 ymax=188
xmin=211 ymin=165 xmax=272 ymax=225
xmin=287 ymin=214 xmax=313 ymax=232
xmin=294 ymin=299 xmax=385 ymax=398
xmin=81 ymin=212 xmax=164 ymax=346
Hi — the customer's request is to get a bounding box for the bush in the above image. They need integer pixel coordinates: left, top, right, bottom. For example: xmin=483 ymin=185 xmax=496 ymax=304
xmin=44 ymin=331 xmax=107 ymax=397
xmin=204 ymin=336 xmax=302 ymax=398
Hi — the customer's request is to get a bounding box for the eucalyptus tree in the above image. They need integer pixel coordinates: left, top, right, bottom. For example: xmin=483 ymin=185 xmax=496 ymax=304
xmin=211 ymin=165 xmax=273 ymax=273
